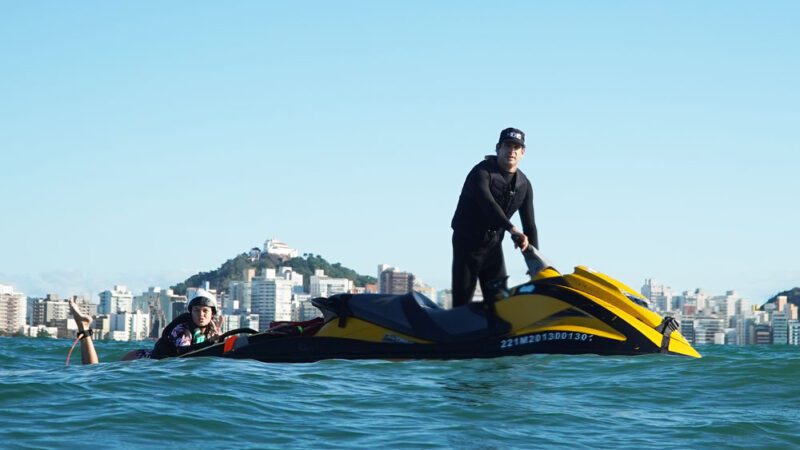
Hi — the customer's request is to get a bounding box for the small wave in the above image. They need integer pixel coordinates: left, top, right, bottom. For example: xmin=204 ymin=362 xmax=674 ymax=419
xmin=1 ymin=337 xmax=798 ymax=448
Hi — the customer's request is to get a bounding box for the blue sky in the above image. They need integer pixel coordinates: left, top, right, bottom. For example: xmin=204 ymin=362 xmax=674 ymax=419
xmin=1 ymin=1 xmax=797 ymax=303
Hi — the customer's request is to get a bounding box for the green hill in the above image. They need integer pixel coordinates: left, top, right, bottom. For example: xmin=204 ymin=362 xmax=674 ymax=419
xmin=171 ymin=252 xmax=376 ymax=295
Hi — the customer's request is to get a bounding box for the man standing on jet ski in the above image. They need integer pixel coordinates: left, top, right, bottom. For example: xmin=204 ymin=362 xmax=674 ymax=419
xmin=450 ymin=127 xmax=538 ymax=308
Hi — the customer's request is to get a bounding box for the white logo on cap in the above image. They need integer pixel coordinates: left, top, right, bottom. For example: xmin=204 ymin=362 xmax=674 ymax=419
xmin=509 ymin=132 xmax=522 ymax=140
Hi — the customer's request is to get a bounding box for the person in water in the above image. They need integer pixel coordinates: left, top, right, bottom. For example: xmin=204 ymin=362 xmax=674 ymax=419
xmin=68 ymin=289 xmax=221 ymax=364
xmin=450 ymin=127 xmax=539 ymax=308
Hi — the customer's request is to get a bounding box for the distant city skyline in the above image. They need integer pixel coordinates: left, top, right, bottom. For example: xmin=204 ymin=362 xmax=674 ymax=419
xmin=0 ymin=241 xmax=785 ymax=307
xmin=5 ymin=256 xmax=798 ymax=347
xmin=1 ymin=3 xmax=798 ymax=303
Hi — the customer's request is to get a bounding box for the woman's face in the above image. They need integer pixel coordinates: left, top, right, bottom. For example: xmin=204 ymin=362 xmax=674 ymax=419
xmin=192 ymin=305 xmax=214 ymax=328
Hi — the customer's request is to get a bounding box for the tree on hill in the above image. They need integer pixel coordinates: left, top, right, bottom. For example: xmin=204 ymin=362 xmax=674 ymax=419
xmin=172 ymin=251 xmax=376 ymax=294
xmin=173 ymin=253 xmax=276 ymax=295
xmin=284 ymin=254 xmax=376 ymax=291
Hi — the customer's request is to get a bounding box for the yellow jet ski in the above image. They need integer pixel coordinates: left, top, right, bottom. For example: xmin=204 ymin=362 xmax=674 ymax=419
xmin=181 ymin=246 xmax=700 ymax=362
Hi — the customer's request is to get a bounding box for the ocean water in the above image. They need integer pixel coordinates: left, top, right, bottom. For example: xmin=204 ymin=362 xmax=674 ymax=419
xmin=0 ymin=337 xmax=798 ymax=449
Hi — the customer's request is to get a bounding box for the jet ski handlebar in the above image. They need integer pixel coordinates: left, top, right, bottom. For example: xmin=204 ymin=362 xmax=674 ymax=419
xmin=511 ymin=234 xmax=554 ymax=276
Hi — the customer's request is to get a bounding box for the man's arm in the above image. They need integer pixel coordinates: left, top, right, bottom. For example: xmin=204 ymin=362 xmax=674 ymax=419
xmin=518 ymin=180 xmax=538 ymax=249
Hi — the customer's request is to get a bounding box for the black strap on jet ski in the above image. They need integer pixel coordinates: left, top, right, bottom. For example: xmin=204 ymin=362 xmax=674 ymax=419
xmin=484 ymin=277 xmax=511 ymax=336
xmin=337 ymin=294 xmax=354 ymax=328
xmin=656 ymin=316 xmax=679 ymax=352
xmin=485 ymin=295 xmax=499 ymax=336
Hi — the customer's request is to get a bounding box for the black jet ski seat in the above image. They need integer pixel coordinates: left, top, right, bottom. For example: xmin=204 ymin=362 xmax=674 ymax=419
xmin=312 ymin=292 xmax=510 ymax=343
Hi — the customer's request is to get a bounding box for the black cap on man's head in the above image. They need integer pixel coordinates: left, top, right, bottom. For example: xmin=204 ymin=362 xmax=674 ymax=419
xmin=498 ymin=128 xmax=525 ymax=147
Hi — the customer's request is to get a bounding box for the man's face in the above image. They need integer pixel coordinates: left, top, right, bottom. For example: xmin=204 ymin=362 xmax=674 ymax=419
xmin=496 ymin=141 xmax=525 ymax=169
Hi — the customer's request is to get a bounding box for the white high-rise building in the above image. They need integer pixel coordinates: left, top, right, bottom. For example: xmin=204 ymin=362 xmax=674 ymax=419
xmin=220 ymin=314 xmax=241 ymax=334
xmin=788 ymin=320 xmax=800 ymax=345
xmin=228 ymin=279 xmax=252 ymax=313
xmin=377 ymin=264 xmax=394 ymax=293
xmin=776 ymin=295 xmax=788 ymax=313
xmin=735 ymin=317 xmax=755 ymax=345
xmin=31 ymin=295 xmax=69 ymax=326
xmin=682 ymin=289 xmax=709 ymax=316
xmin=641 ymin=279 xmax=673 ymax=312
xmin=437 ymin=290 xmax=453 ymax=309
xmin=31 ymin=296 xmax=95 ymax=329
xmin=734 ymin=297 xmax=752 ymax=318
xmin=692 ymin=316 xmax=726 ymax=345
xmin=309 ymin=270 xmax=353 ymax=298
xmin=413 ymin=281 xmax=438 ymax=305
xmin=708 ymin=291 xmax=739 ymax=321
xmin=110 ymin=311 xmax=151 ymax=341
xmin=772 ymin=311 xmax=789 ymax=345
xmin=133 ymin=287 xmax=161 ymax=314
xmin=251 ymin=268 xmax=303 ymax=330
xmin=155 ymin=288 xmax=186 ymax=328
xmin=291 ymin=293 xmax=320 ymax=321
xmin=242 ymin=314 xmax=259 ymax=332
xmin=0 ymin=284 xmax=27 ymax=335
xmin=98 ymin=285 xmax=134 ymax=314
xmin=772 ymin=295 xmax=798 ymax=320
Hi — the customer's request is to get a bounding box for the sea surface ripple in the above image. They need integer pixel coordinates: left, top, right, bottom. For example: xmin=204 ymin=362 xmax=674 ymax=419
xmin=0 ymin=337 xmax=798 ymax=449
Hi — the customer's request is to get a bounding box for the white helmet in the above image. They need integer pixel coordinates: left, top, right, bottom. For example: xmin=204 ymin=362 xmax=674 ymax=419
xmin=187 ymin=288 xmax=218 ymax=315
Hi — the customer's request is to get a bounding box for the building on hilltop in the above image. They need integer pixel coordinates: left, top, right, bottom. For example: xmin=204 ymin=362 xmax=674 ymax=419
xmin=264 ymin=238 xmax=298 ymax=260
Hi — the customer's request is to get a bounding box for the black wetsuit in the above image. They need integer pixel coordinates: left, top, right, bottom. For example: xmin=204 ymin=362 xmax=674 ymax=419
xmin=150 ymin=313 xmax=217 ymax=359
xmin=450 ymin=156 xmax=538 ymax=307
